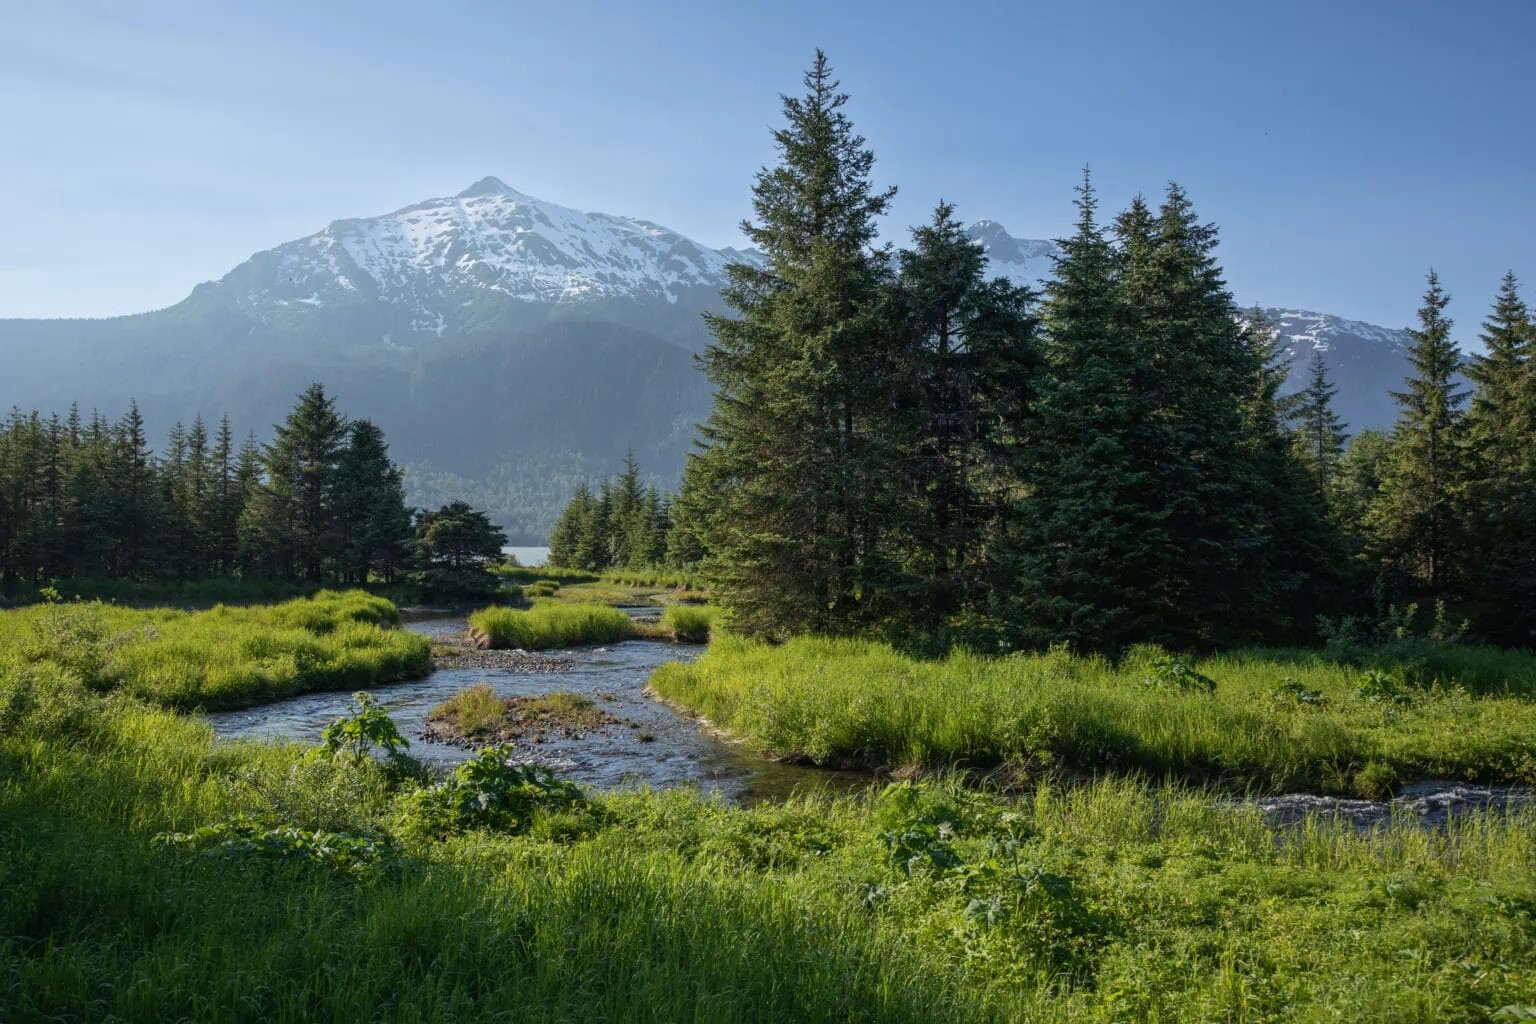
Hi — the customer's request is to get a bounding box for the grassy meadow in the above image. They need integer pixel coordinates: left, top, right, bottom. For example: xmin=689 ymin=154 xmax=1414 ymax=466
xmin=0 ymin=590 xmax=429 ymax=710
xmin=651 ymin=636 xmax=1536 ymax=796
xmin=3 ymin=663 xmax=1535 ymax=1022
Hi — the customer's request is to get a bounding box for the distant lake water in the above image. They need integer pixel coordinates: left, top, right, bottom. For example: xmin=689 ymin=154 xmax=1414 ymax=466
xmin=504 ymin=545 xmax=550 ymax=567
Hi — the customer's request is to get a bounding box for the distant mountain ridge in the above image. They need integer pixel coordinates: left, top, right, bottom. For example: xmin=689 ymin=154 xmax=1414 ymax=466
xmin=0 ymin=179 xmax=1415 ymax=538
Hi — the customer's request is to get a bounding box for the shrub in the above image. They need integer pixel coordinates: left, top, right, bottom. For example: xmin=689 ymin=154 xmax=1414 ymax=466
xmin=321 ymin=691 xmax=411 ymax=763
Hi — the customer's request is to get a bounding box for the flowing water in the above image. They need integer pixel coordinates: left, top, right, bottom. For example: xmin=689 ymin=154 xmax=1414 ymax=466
xmin=204 ymin=613 xmax=1531 ymax=822
xmin=204 ymin=613 xmax=864 ymax=805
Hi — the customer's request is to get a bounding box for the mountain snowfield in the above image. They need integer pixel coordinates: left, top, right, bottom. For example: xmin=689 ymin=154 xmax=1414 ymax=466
xmin=0 ymin=177 xmax=1415 ymax=537
xmin=222 ymin=176 xmax=763 ymax=342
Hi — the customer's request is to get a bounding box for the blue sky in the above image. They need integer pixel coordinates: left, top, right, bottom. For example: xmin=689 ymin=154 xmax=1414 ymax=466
xmin=3 ymin=0 xmax=1533 ymax=337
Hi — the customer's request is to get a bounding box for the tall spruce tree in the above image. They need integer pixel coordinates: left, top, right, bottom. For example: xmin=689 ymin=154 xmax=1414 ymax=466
xmin=1005 ymin=174 xmax=1163 ymax=650
xmin=1290 ymin=349 xmax=1348 ymax=494
xmin=547 ymin=483 xmax=593 ymax=569
xmin=892 ymin=202 xmax=1039 ymax=625
xmin=695 ymin=51 xmax=899 ymax=637
xmin=1368 ymin=271 xmax=1467 ymax=594
xmin=1462 ymin=272 xmax=1536 ymax=640
xmin=241 ymin=384 xmax=347 ymax=581
xmin=335 ymin=419 xmax=412 ymax=584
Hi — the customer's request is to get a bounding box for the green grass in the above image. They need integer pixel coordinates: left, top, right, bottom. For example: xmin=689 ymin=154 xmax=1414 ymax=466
xmin=489 ymin=564 xmax=601 ymax=585
xmin=426 ymin=686 xmax=611 ymax=741
xmin=3 ymin=668 xmax=1535 ymax=1022
xmin=425 ymin=682 xmax=507 ymax=738
xmin=0 ymin=590 xmax=429 ymax=711
xmin=467 ymin=602 xmax=636 ymax=650
xmin=651 ymin=635 xmax=1536 ymax=795
xmin=601 ymin=568 xmax=702 ymax=589
xmin=662 ymin=604 xmax=716 ymax=642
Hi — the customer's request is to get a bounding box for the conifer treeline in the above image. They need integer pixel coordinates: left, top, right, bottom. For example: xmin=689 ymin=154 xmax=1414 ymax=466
xmin=546 ymin=451 xmax=671 ymax=572
xmin=549 ymin=52 xmax=1536 ymax=650
xmin=0 ymin=384 xmax=493 ymax=589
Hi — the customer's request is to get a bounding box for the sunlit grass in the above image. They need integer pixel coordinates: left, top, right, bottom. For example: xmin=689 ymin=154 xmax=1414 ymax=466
xmin=468 ymin=602 xmax=635 ymax=650
xmin=3 ymin=667 xmax=1535 ymax=1022
xmin=661 ymin=604 xmax=715 ymax=642
xmin=0 ymin=590 xmax=428 ymax=710
xmin=651 ymin=635 xmax=1536 ymax=794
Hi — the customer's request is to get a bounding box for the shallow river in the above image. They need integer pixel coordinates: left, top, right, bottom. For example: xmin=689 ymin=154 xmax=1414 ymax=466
xmin=204 ymin=613 xmax=863 ymax=805
xmin=205 ymin=614 xmax=1531 ymax=822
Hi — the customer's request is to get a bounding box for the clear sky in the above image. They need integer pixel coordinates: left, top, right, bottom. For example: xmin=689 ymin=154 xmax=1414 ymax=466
xmin=3 ymin=0 xmax=1533 ymax=336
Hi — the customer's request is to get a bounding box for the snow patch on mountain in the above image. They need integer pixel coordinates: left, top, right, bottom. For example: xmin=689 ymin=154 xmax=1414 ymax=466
xmin=223 ymin=176 xmax=764 ymax=331
xmin=965 ymin=220 xmax=1060 ymax=285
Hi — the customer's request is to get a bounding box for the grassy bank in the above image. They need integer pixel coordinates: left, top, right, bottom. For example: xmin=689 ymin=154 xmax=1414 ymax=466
xmin=651 ymin=636 xmax=1536 ymax=795
xmin=468 ymin=602 xmax=636 ymax=650
xmin=661 ymin=603 xmax=716 ymax=642
xmin=3 ymin=668 xmax=1535 ymax=1022
xmin=1 ymin=590 xmax=429 ymax=710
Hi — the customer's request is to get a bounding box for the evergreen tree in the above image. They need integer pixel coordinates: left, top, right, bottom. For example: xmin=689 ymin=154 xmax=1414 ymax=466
xmin=1243 ymin=314 xmax=1346 ymax=634
xmin=335 ymin=419 xmax=412 ymax=584
xmin=1331 ymin=429 xmax=1392 ymax=539
xmin=208 ymin=416 xmax=242 ymax=574
xmin=1367 ymin=271 xmax=1468 ymax=595
xmin=547 ymin=483 xmax=593 ymax=569
xmin=107 ymin=401 xmax=158 ymax=579
xmin=695 ymin=51 xmax=899 ymax=637
xmin=1462 ymin=272 xmax=1536 ymax=640
xmin=1004 ymin=174 xmax=1161 ymax=650
xmin=1290 ymin=350 xmax=1348 ymax=493
xmin=664 ymin=456 xmax=712 ymax=571
xmin=242 ymin=384 xmax=347 ymax=581
xmin=414 ymin=501 xmax=507 ymax=595
xmin=892 ymin=202 xmax=1039 ymax=625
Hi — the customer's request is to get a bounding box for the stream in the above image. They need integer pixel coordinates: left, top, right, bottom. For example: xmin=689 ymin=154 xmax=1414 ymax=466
xmin=204 ymin=613 xmax=1532 ymax=823
xmin=204 ymin=613 xmax=865 ymax=805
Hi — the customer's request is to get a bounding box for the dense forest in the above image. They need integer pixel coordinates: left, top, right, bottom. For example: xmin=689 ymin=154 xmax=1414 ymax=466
xmin=0 ymin=383 xmax=507 ymax=596
xmin=551 ymin=54 xmax=1535 ymax=651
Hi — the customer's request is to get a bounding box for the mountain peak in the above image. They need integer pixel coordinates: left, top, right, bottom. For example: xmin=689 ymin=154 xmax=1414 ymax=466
xmin=456 ymin=176 xmax=525 ymax=199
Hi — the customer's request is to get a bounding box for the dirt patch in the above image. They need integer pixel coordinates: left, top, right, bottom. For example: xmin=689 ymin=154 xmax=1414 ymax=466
xmin=422 ymin=688 xmax=622 ymax=748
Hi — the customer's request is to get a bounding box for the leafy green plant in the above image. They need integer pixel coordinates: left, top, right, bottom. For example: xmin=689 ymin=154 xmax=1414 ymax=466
xmin=1270 ymin=676 xmax=1326 ymax=707
xmin=155 ymin=816 xmax=392 ymax=878
xmin=1355 ymin=669 xmax=1415 ymax=706
xmin=321 ymin=692 xmax=409 ymax=763
xmin=398 ymin=745 xmax=587 ymax=840
xmin=1137 ymin=650 xmax=1217 ymax=695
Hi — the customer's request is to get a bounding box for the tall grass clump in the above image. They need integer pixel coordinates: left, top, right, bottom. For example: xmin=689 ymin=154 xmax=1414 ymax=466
xmin=661 ymin=604 xmax=716 ymax=643
xmin=1 ymin=590 xmax=428 ymax=710
xmin=468 ymin=602 xmax=635 ymax=650
xmin=651 ymin=635 xmax=1536 ymax=794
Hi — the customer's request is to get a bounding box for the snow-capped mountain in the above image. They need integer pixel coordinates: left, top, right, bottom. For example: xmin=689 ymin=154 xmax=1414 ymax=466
xmin=0 ymin=182 xmax=1417 ymax=538
xmin=195 ymin=176 xmax=760 ymax=349
xmin=965 ymin=220 xmax=1060 ymax=285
